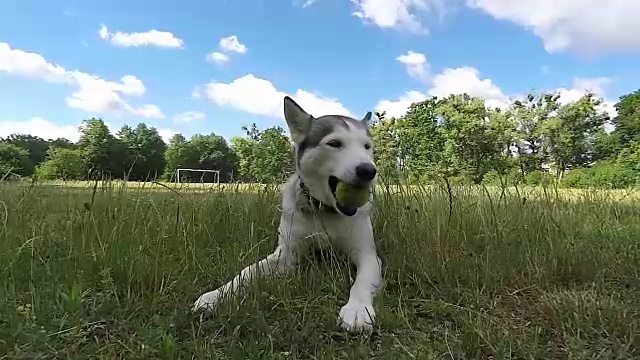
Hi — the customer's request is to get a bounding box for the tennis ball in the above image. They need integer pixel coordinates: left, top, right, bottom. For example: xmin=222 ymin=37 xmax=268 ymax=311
xmin=335 ymin=181 xmax=370 ymax=208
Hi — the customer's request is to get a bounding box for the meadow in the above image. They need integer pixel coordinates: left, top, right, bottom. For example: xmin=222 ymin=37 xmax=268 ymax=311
xmin=1 ymin=180 xmax=639 ymax=359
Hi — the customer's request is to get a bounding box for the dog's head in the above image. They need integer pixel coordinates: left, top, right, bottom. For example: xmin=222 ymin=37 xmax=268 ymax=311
xmin=283 ymin=96 xmax=377 ymax=216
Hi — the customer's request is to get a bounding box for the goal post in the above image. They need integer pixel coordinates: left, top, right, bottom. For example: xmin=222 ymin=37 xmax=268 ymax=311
xmin=175 ymin=168 xmax=220 ymax=184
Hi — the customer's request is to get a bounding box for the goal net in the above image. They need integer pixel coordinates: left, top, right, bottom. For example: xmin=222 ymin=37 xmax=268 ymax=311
xmin=175 ymin=168 xmax=220 ymax=184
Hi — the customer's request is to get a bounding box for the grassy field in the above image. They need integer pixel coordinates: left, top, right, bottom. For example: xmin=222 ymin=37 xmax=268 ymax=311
xmin=29 ymin=178 xmax=640 ymax=202
xmin=1 ymin=181 xmax=639 ymax=359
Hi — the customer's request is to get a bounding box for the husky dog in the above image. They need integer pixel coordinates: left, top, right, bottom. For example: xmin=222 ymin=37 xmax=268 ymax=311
xmin=192 ymin=96 xmax=382 ymax=332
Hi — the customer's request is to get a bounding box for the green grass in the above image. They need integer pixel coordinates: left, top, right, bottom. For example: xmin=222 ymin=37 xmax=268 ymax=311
xmin=1 ymin=181 xmax=639 ymax=359
xmin=32 ymin=179 xmax=640 ymax=201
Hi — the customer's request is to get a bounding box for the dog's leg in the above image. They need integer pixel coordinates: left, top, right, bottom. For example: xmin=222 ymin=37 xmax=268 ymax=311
xmin=337 ymin=224 xmax=382 ymax=332
xmin=192 ymin=244 xmax=297 ymax=312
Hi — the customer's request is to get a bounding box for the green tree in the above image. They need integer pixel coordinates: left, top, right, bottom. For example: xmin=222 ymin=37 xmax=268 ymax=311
xmin=229 ymin=123 xmax=263 ymax=181
xmin=616 ymin=141 xmax=640 ymax=173
xmin=541 ymin=93 xmax=608 ymax=176
xmin=229 ymin=136 xmax=257 ymax=182
xmin=49 ymin=138 xmax=76 ymax=150
xmin=396 ymin=97 xmax=444 ymax=182
xmin=77 ymin=118 xmax=122 ymax=178
xmin=164 ymin=133 xmax=236 ymax=182
xmin=370 ymin=111 xmax=403 ymax=183
xmin=251 ymin=126 xmax=293 ymax=183
xmin=190 ymin=133 xmax=236 ymax=182
xmin=0 ymin=134 xmax=77 ymax=177
xmin=435 ymin=94 xmax=510 ymax=182
xmin=164 ymin=133 xmax=193 ymax=181
xmin=0 ymin=143 xmax=30 ymax=179
xmin=36 ymin=147 xmax=86 ymax=180
xmin=117 ymin=123 xmax=167 ymax=181
xmin=509 ymin=92 xmax=561 ymax=175
xmin=1 ymin=134 xmax=49 ymax=176
xmin=611 ymin=89 xmax=640 ymax=145
xmin=593 ymin=131 xmax=622 ymax=161
xmin=242 ymin=123 xmax=261 ymax=141
xmin=228 ymin=124 xmax=293 ymax=183
xmin=485 ymin=107 xmax=518 ymax=174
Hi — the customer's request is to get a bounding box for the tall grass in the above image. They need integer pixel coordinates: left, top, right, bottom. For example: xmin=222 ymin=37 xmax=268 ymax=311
xmin=0 ymin=181 xmax=638 ymax=358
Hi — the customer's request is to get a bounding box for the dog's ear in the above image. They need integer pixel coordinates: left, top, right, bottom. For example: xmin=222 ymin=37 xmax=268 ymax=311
xmin=361 ymin=111 xmax=372 ymax=123
xmin=361 ymin=112 xmax=373 ymax=131
xmin=283 ymin=96 xmax=312 ymax=143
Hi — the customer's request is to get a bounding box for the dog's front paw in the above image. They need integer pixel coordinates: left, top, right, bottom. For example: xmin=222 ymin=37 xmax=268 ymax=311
xmin=192 ymin=289 xmax=222 ymax=313
xmin=338 ymin=302 xmax=376 ymax=332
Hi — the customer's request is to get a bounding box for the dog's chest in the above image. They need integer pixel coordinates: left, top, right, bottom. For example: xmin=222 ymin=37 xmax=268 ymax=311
xmin=290 ymin=211 xmax=365 ymax=248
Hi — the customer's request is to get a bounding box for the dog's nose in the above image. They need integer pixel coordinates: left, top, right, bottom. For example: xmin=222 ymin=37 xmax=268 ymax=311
xmin=355 ymin=163 xmax=377 ymax=182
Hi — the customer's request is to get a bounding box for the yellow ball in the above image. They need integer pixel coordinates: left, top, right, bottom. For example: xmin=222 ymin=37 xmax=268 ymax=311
xmin=335 ymin=181 xmax=370 ymax=207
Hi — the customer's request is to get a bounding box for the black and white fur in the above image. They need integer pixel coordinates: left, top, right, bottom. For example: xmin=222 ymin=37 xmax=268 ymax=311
xmin=192 ymin=96 xmax=382 ymax=332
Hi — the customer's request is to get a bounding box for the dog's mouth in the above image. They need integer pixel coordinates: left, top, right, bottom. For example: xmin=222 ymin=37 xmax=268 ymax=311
xmin=328 ymin=175 xmax=364 ymax=216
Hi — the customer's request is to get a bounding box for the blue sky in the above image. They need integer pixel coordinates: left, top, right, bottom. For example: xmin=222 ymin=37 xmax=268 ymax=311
xmin=1 ymin=0 xmax=639 ymax=143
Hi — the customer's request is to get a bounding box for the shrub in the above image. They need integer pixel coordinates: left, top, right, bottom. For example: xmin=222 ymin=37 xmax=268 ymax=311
xmin=559 ymin=168 xmax=590 ymax=188
xmin=447 ymin=175 xmax=474 ymax=186
xmin=524 ymin=170 xmax=555 ymax=186
xmin=35 ymin=148 xmax=87 ymax=181
xmin=482 ymin=168 xmax=524 ymax=187
xmin=616 ymin=141 xmax=640 ymax=173
xmin=560 ymin=162 xmax=637 ymax=189
xmin=589 ymin=163 xmax=637 ymax=189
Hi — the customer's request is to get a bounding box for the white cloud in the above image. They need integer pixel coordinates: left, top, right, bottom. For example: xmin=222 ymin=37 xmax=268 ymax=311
xmin=190 ymin=87 xmax=202 ymax=99
xmin=0 ymin=117 xmax=180 ymax=144
xmin=555 ymin=78 xmax=610 ymax=105
xmin=173 ymin=111 xmax=206 ymax=123
xmin=0 ymin=42 xmax=162 ymax=118
xmin=377 ymin=66 xmax=509 ymax=117
xmin=206 ymin=36 xmax=247 ymax=66
xmin=203 ymin=74 xmax=353 ymax=119
xmin=0 ymin=117 xmax=82 ymax=142
xmin=375 ymin=90 xmax=428 ymax=118
xmin=219 ymin=35 xmax=247 ymax=54
xmin=302 ymin=0 xmax=318 ymax=8
xmin=396 ymin=51 xmax=429 ymax=81
xmin=0 ymin=43 xmax=68 ymax=83
xmin=158 ymin=128 xmax=181 ymax=143
xmin=349 ymin=0 xmax=447 ymax=34
xmin=376 ymin=69 xmax=619 ymax=122
xmin=466 ymin=0 xmax=640 ymax=54
xmin=98 ymin=24 xmax=184 ymax=48
xmin=555 ymin=77 xmax=618 ymax=118
xmin=132 ymin=104 xmax=165 ymax=119
xmin=572 ymin=77 xmax=613 ymax=98
xmin=206 ymin=51 xmax=229 ymax=65
xmin=348 ymin=0 xmax=640 ymax=54
xmin=428 ymin=67 xmax=509 ymax=109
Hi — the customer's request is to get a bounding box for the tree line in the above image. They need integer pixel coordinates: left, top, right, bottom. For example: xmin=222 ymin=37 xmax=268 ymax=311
xmin=371 ymin=90 xmax=639 ymax=189
xmin=1 ymin=89 xmax=639 ymax=188
xmin=0 ymin=118 xmax=294 ymax=184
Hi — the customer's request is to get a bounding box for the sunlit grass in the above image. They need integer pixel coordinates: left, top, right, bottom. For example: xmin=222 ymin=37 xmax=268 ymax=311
xmin=1 ymin=180 xmax=639 ymax=358
xmin=29 ymin=178 xmax=640 ymax=200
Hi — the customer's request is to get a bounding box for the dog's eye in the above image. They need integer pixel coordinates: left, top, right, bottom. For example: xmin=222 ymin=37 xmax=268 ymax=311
xmin=364 ymin=143 xmax=372 ymax=150
xmin=326 ymin=140 xmax=342 ymax=148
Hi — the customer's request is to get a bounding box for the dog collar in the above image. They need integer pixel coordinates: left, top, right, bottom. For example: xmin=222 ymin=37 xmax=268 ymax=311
xmin=298 ymin=178 xmax=347 ymax=215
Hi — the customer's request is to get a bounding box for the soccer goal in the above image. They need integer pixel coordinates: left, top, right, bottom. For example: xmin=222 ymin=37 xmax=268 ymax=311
xmin=175 ymin=168 xmax=220 ymax=184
